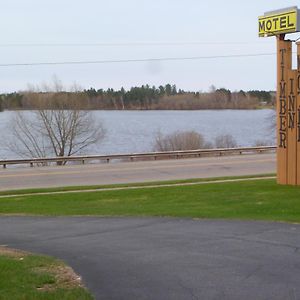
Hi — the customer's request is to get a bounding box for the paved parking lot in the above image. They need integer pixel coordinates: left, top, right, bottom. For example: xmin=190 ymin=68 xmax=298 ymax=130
xmin=0 ymin=216 xmax=299 ymax=300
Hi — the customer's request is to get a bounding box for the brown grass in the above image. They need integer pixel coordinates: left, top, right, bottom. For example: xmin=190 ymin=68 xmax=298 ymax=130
xmin=34 ymin=264 xmax=83 ymax=291
xmin=0 ymin=246 xmax=84 ymax=291
xmin=0 ymin=246 xmax=28 ymax=259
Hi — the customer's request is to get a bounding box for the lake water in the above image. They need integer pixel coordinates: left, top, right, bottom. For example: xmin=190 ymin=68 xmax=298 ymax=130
xmin=0 ymin=110 xmax=275 ymax=159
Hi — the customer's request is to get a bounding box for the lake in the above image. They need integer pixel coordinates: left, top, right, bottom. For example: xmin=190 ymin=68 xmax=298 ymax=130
xmin=0 ymin=110 xmax=275 ymax=159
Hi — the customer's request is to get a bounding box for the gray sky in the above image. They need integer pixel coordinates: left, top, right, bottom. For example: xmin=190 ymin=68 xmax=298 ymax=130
xmin=0 ymin=0 xmax=299 ymax=92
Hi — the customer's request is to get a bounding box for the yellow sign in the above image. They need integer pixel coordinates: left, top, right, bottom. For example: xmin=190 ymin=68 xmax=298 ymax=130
xmin=259 ymin=8 xmax=298 ymax=37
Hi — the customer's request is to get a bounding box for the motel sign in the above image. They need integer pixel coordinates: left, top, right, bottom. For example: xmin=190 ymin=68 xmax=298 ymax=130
xmin=259 ymin=7 xmax=300 ymax=185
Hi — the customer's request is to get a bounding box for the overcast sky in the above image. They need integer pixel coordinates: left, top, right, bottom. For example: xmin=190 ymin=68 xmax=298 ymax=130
xmin=0 ymin=0 xmax=299 ymax=92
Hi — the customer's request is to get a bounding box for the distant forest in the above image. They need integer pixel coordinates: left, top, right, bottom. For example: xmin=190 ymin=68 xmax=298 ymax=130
xmin=0 ymin=84 xmax=275 ymax=111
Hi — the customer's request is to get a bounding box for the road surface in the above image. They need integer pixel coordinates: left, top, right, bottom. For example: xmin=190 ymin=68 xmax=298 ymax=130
xmin=0 ymin=216 xmax=299 ymax=300
xmin=0 ymin=153 xmax=275 ymax=191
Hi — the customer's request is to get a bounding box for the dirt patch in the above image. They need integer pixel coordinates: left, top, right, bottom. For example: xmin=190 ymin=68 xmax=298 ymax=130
xmin=0 ymin=246 xmax=85 ymax=292
xmin=0 ymin=246 xmax=29 ymax=259
xmin=35 ymin=264 xmax=83 ymax=291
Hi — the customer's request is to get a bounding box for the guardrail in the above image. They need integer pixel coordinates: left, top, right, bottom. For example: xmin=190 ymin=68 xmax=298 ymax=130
xmin=0 ymin=146 xmax=276 ymax=169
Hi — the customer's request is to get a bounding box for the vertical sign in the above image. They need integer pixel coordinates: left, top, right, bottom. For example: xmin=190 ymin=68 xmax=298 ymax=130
xmin=297 ymin=43 xmax=300 ymax=185
xmin=277 ymin=38 xmax=291 ymax=184
xmin=287 ymin=69 xmax=297 ymax=185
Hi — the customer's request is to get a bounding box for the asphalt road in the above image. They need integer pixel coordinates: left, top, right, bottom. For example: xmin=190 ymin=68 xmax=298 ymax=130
xmin=0 ymin=216 xmax=299 ymax=300
xmin=0 ymin=153 xmax=275 ymax=191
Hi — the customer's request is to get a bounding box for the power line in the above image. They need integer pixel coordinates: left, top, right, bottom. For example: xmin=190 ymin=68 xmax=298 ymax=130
xmin=0 ymin=41 xmax=274 ymax=47
xmin=0 ymin=52 xmax=276 ymax=67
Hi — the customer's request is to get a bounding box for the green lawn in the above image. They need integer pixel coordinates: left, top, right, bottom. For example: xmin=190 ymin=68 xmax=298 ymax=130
xmin=0 ymin=247 xmax=93 ymax=300
xmin=1 ymin=177 xmax=300 ymax=222
xmin=0 ymin=174 xmax=275 ymax=196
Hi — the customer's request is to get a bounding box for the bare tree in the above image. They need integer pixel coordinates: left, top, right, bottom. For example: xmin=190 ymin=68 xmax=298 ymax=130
xmin=214 ymin=134 xmax=238 ymax=148
xmin=153 ymin=131 xmax=212 ymax=151
xmin=8 ymin=81 xmax=105 ymax=162
xmin=253 ymin=140 xmax=272 ymax=147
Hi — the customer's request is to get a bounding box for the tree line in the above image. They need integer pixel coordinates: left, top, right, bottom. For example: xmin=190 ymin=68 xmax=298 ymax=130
xmin=0 ymin=84 xmax=275 ymax=111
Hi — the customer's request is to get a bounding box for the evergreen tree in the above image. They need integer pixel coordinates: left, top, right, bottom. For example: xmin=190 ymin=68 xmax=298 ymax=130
xmin=165 ymin=84 xmax=172 ymax=96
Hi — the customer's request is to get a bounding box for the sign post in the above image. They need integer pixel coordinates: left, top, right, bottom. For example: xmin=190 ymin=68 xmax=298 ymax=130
xmin=259 ymin=7 xmax=300 ymax=185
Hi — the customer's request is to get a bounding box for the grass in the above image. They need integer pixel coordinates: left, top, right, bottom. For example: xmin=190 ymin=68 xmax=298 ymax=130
xmin=0 ymin=173 xmax=275 ymax=196
xmin=1 ymin=177 xmax=300 ymax=223
xmin=0 ymin=247 xmax=93 ymax=300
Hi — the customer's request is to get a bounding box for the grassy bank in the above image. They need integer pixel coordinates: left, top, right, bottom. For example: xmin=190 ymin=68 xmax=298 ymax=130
xmin=0 ymin=247 xmax=93 ymax=300
xmin=0 ymin=177 xmax=300 ymax=222
xmin=0 ymin=174 xmax=275 ymax=196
